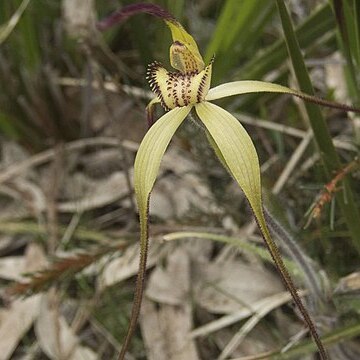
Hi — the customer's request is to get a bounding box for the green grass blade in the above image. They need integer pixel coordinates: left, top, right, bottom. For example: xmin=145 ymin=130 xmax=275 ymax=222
xmin=205 ymin=0 xmax=274 ymax=82
xmin=267 ymin=322 xmax=360 ymax=359
xmin=232 ymin=3 xmax=336 ymax=111
xmin=342 ymin=0 xmax=360 ymax=66
xmin=235 ymin=3 xmax=335 ymax=81
xmin=163 ymin=231 xmax=299 ymax=274
xmin=330 ymin=0 xmax=360 ymax=103
xmin=205 ymin=0 xmax=265 ymax=58
xmin=0 ymin=0 xmax=30 ymax=45
xmin=12 ymin=0 xmax=41 ymax=71
xmin=355 ymin=0 xmax=360 ymax=67
xmin=276 ymin=0 xmax=360 ymax=255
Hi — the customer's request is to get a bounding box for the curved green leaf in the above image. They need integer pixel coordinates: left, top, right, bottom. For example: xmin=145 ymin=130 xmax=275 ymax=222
xmin=205 ymin=80 xmax=360 ymax=114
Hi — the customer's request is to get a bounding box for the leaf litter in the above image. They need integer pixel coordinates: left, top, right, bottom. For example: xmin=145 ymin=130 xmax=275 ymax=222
xmin=0 ymin=121 xmax=314 ymax=358
xmin=0 ymin=100 xmax=352 ymax=358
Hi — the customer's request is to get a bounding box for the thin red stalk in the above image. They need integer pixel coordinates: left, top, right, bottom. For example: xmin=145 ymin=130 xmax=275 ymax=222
xmin=97 ymin=3 xmax=177 ymax=32
xmin=293 ymin=92 xmax=360 ymax=114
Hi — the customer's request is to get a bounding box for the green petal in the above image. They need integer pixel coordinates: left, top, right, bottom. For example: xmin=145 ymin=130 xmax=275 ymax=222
xmin=135 ymin=105 xmax=192 ymax=220
xmin=195 ymin=101 xmax=262 ymax=215
xmin=206 ymin=80 xmax=301 ymax=101
xmin=206 ymin=80 xmax=360 ymax=114
xmin=196 ymin=101 xmax=325 ymax=358
xmin=119 ymin=105 xmax=191 ymax=359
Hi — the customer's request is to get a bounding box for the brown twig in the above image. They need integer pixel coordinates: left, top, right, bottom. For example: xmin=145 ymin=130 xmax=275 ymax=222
xmin=305 ymin=157 xmax=360 ymax=227
xmin=5 ymin=245 xmax=125 ymax=297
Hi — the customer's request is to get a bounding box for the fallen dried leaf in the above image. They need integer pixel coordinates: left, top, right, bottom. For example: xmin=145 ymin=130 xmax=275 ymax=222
xmin=0 ymin=295 xmax=41 ymax=360
xmin=0 ymin=243 xmax=46 ymax=281
xmin=146 ymin=247 xmax=190 ymax=305
xmin=58 ymin=171 xmax=132 ymax=212
xmin=99 ymin=241 xmax=166 ymax=289
xmin=334 ymin=271 xmax=360 ymax=295
xmin=35 ymin=291 xmax=96 ymax=360
xmin=195 ymin=260 xmax=284 ymax=314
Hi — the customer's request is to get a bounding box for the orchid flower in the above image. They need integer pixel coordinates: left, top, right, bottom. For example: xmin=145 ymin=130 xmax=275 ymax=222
xmin=98 ymin=4 xmax=360 ymax=360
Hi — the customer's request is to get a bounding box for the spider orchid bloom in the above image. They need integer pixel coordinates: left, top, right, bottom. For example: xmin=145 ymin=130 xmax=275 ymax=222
xmin=97 ymin=5 xmax=358 ymax=247
xmin=97 ymin=4 xmax=360 ymax=359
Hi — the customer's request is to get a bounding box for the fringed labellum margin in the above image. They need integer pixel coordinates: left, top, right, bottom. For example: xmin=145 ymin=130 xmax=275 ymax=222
xmin=146 ymin=54 xmax=213 ymax=110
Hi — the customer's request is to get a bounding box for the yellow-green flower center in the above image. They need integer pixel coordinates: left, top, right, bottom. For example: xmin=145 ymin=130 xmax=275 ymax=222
xmin=147 ymin=58 xmax=213 ymax=110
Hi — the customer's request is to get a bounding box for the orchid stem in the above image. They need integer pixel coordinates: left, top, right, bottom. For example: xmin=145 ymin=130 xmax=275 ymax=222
xmin=118 ymin=209 xmax=149 ymax=360
xmin=255 ymin=207 xmax=328 ymax=359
